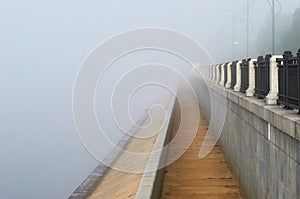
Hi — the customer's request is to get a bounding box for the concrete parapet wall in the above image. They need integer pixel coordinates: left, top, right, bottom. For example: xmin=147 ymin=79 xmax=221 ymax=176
xmin=135 ymin=95 xmax=176 ymax=199
xmin=207 ymin=83 xmax=300 ymax=199
xmin=70 ymin=94 xmax=177 ymax=199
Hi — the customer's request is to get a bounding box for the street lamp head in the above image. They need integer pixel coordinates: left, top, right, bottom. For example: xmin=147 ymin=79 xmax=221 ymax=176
xmin=227 ymin=12 xmax=242 ymax=20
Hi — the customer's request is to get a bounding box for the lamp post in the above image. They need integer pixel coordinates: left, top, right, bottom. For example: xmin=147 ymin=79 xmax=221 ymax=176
xmin=216 ymin=24 xmax=225 ymax=63
xmin=266 ymin=0 xmax=277 ymax=54
xmin=227 ymin=13 xmax=241 ymax=60
xmin=272 ymin=0 xmax=275 ymax=54
xmin=247 ymin=0 xmax=250 ymax=58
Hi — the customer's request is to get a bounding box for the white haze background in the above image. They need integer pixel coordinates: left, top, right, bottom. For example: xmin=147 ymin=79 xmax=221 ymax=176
xmin=1 ymin=0 xmax=300 ymax=198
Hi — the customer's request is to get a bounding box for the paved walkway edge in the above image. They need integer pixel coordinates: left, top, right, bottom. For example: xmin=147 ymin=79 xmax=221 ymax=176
xmin=68 ymin=116 xmax=148 ymax=199
xmin=135 ymin=94 xmax=177 ymax=199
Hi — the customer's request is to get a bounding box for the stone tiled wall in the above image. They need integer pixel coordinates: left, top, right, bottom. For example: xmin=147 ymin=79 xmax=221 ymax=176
xmin=209 ymin=84 xmax=300 ymax=199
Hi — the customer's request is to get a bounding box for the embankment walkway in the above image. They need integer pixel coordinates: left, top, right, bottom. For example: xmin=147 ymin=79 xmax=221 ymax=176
xmin=161 ymin=90 xmax=243 ymax=199
xmin=71 ymin=86 xmax=244 ymax=199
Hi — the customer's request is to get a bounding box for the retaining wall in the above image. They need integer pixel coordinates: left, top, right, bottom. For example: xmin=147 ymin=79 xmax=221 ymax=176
xmin=206 ymin=83 xmax=300 ymax=199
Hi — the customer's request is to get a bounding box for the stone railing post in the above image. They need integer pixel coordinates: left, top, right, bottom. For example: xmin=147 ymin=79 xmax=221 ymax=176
xmin=212 ymin=65 xmax=215 ymax=82
xmin=209 ymin=66 xmax=212 ymax=81
xmin=234 ymin=61 xmax=242 ymax=92
xmin=212 ymin=65 xmax=216 ymax=82
xmin=215 ymin=64 xmax=220 ymax=84
xmin=219 ymin=64 xmax=225 ymax=86
xmin=204 ymin=66 xmax=209 ymax=80
xmin=246 ymin=59 xmax=257 ymax=97
xmin=266 ymin=55 xmax=283 ymax=105
xmin=225 ymin=63 xmax=232 ymax=88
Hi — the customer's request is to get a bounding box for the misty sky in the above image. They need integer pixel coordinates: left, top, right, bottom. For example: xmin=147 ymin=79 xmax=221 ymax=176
xmin=1 ymin=0 xmax=300 ymax=198
xmin=1 ymin=0 xmax=300 ymax=64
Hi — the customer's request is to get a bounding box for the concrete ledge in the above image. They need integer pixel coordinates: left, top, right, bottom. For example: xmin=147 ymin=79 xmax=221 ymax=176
xmin=135 ymin=95 xmax=176 ymax=199
xmin=210 ymin=83 xmax=300 ymax=142
xmin=69 ymin=117 xmax=147 ymax=199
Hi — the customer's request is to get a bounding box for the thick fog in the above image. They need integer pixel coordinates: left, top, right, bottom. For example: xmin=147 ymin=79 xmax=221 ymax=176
xmin=1 ymin=0 xmax=300 ymax=198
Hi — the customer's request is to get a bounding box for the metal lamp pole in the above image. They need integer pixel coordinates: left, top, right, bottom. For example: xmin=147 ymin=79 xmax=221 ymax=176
xmin=247 ymin=0 xmax=250 ymax=58
xmin=228 ymin=13 xmax=241 ymax=60
xmin=272 ymin=0 xmax=275 ymax=54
